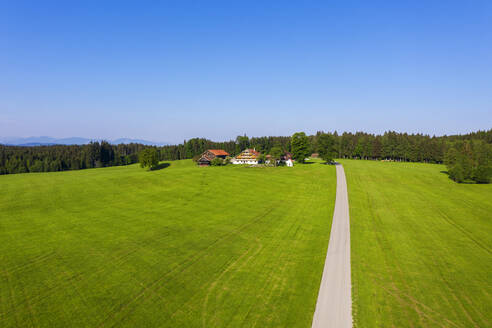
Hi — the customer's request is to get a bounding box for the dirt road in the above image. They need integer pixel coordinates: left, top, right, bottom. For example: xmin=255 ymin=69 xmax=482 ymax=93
xmin=311 ymin=164 xmax=352 ymax=328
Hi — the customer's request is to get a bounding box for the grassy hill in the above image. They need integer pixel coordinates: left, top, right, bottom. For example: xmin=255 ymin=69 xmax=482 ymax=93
xmin=0 ymin=159 xmax=336 ymax=327
xmin=341 ymin=160 xmax=492 ymax=327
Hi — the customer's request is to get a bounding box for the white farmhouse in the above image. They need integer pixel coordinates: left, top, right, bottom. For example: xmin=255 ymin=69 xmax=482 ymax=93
xmin=232 ymin=149 xmax=261 ymax=164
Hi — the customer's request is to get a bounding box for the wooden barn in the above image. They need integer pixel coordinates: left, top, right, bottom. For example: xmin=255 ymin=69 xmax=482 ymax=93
xmin=197 ymin=149 xmax=230 ymax=166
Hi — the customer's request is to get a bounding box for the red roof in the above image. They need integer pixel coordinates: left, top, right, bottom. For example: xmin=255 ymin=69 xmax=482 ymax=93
xmin=247 ymin=149 xmax=260 ymax=156
xmin=208 ymin=149 xmax=230 ymax=156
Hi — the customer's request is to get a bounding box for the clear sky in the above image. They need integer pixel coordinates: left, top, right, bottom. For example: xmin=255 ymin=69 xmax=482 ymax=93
xmin=1 ymin=1 xmax=491 ymax=143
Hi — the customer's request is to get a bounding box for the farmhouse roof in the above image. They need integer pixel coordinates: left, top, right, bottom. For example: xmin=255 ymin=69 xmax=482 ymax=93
xmin=247 ymin=149 xmax=260 ymax=156
xmin=235 ymin=148 xmax=261 ymax=160
xmin=208 ymin=149 xmax=230 ymax=156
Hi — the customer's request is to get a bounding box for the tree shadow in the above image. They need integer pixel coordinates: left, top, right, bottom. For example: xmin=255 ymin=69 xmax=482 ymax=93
xmin=151 ymin=163 xmax=170 ymax=171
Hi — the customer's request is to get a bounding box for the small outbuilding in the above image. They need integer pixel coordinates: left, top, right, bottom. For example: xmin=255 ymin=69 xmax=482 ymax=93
xmin=266 ymin=151 xmax=294 ymax=166
xmin=282 ymin=152 xmax=294 ymax=166
xmin=197 ymin=149 xmax=230 ymax=166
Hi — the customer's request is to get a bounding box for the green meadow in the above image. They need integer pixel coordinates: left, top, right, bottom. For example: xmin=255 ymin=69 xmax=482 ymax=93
xmin=3 ymin=157 xmax=491 ymax=328
xmin=0 ymin=160 xmax=335 ymax=327
xmin=341 ymin=159 xmax=492 ymax=327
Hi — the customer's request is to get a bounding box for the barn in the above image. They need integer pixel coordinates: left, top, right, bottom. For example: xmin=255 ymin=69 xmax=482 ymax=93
xmin=197 ymin=149 xmax=230 ymax=166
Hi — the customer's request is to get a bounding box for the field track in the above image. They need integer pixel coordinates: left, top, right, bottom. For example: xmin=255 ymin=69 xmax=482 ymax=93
xmin=311 ymin=164 xmax=352 ymax=328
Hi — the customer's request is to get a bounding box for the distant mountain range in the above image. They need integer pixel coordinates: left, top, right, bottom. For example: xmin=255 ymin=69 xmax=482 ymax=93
xmin=0 ymin=136 xmax=169 ymax=146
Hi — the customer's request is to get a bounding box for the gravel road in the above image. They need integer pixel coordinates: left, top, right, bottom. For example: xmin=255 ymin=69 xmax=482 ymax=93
xmin=311 ymin=164 xmax=352 ymax=328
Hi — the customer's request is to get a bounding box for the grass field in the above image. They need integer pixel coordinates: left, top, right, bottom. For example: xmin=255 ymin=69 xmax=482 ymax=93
xmin=0 ymin=159 xmax=335 ymax=327
xmin=341 ymin=159 xmax=492 ymax=327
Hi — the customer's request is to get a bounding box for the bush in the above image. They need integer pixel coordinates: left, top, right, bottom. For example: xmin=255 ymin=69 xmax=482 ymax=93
xmin=211 ymin=157 xmax=223 ymax=166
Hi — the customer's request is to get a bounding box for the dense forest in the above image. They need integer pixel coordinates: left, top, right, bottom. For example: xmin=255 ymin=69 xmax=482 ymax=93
xmin=1 ymin=129 xmax=491 ymax=176
xmin=0 ymin=142 xmax=146 ymax=175
xmin=444 ymin=139 xmax=491 ymax=183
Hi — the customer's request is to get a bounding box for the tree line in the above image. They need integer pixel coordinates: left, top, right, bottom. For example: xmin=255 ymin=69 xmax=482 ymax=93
xmin=161 ymin=130 xmax=490 ymax=165
xmin=0 ymin=142 xmax=147 ymax=175
xmin=1 ymin=130 xmax=491 ymax=182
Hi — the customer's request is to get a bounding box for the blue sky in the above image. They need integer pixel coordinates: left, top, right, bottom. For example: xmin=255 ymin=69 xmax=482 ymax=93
xmin=1 ymin=1 xmax=491 ymax=143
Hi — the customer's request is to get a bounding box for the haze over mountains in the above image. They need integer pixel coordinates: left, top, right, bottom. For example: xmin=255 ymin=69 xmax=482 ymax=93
xmin=0 ymin=136 xmax=168 ymax=146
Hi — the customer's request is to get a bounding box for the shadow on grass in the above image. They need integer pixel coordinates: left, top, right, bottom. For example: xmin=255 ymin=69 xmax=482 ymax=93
xmin=151 ymin=163 xmax=170 ymax=171
xmin=310 ymin=161 xmax=337 ymax=165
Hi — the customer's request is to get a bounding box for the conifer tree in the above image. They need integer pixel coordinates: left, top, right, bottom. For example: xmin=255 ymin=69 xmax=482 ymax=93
xmin=471 ymin=140 xmax=492 ymax=183
xmin=317 ymin=133 xmax=336 ymax=163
